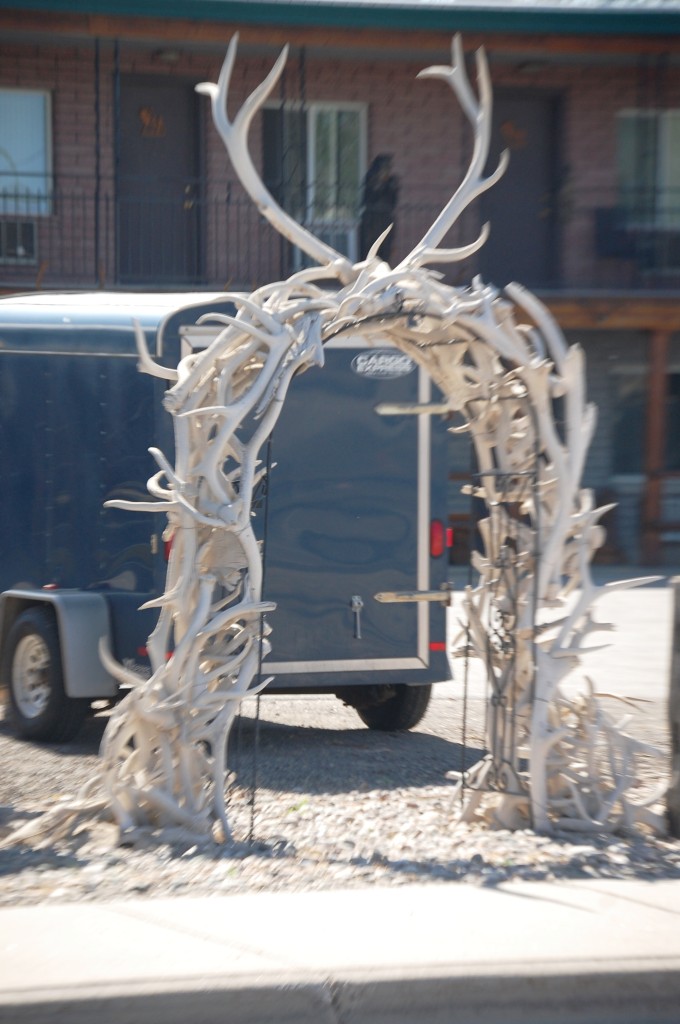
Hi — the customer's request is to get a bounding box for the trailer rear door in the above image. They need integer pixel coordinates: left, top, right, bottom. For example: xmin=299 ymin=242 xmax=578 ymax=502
xmin=178 ymin=322 xmax=449 ymax=689
xmin=262 ymin=335 xmax=435 ymax=675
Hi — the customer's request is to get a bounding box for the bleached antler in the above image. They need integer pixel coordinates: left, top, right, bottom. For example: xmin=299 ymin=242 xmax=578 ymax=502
xmin=197 ymin=35 xmax=354 ymax=283
xmin=398 ymin=34 xmax=509 ymax=271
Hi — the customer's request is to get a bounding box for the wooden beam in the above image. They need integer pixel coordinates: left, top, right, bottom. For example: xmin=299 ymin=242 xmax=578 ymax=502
xmin=543 ymin=297 xmax=680 ymax=332
xmin=642 ymin=329 xmax=670 ymax=565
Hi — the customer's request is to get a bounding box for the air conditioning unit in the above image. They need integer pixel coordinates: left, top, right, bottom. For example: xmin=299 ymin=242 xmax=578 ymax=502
xmin=0 ymin=220 xmax=37 ymax=263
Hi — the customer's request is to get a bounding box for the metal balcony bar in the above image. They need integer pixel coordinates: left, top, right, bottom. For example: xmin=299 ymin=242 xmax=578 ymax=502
xmin=2 ymin=173 xmax=680 ymax=293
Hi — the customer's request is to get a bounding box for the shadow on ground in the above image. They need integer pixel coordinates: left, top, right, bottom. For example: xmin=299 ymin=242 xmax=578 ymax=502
xmin=227 ymin=715 xmax=486 ymax=795
xmin=1 ymin=693 xmax=486 ymax=798
xmin=0 ymin=709 xmax=108 ymax=757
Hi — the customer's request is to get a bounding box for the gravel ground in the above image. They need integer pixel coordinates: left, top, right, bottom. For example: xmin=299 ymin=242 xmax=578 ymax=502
xmin=1 ymin=688 xmax=678 ymax=906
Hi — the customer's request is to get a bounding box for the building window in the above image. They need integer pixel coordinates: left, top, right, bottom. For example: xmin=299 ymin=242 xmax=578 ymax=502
xmin=612 ymin=369 xmax=647 ymax=475
xmin=612 ymin=367 xmax=680 ymax=474
xmin=263 ymin=102 xmax=366 ymax=263
xmin=617 ymin=110 xmax=680 ymax=229
xmin=0 ymin=88 xmax=52 ymax=216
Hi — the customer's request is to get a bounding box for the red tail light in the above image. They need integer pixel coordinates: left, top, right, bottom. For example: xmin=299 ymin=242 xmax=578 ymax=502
xmin=430 ymin=518 xmax=445 ymax=558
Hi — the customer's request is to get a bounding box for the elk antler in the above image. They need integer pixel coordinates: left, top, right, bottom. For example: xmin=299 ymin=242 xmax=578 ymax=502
xmin=398 ymin=34 xmax=509 ymax=272
xmin=197 ymin=35 xmax=354 ymax=283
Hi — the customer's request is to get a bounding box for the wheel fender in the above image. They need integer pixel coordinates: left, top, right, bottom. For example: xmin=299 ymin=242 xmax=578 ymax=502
xmin=0 ymin=590 xmax=117 ymax=699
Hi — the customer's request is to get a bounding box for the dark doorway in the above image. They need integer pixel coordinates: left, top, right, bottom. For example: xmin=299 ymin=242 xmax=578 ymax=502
xmin=117 ymin=77 xmax=203 ymax=285
xmin=480 ymin=90 xmax=562 ymax=289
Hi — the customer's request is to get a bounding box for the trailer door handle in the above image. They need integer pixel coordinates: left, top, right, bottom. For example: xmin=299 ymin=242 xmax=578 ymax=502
xmin=350 ymin=594 xmax=364 ymax=639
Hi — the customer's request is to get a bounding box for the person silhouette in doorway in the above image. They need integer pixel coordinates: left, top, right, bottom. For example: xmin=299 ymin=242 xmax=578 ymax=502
xmin=359 ymin=154 xmax=399 ymax=264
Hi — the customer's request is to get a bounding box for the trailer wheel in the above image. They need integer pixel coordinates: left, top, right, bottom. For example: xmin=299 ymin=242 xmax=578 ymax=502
xmin=2 ymin=607 xmax=88 ymax=742
xmin=355 ymin=684 xmax=432 ymax=731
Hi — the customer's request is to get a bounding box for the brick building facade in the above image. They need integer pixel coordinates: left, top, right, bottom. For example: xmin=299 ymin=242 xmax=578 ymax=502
xmin=2 ymin=0 xmax=680 ymax=564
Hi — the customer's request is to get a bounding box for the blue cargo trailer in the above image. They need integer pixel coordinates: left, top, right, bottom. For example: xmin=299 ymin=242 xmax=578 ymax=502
xmin=0 ymin=292 xmax=450 ymax=741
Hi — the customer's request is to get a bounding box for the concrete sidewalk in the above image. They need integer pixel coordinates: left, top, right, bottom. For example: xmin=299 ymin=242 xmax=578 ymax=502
xmin=2 ymin=878 xmax=680 ymax=1023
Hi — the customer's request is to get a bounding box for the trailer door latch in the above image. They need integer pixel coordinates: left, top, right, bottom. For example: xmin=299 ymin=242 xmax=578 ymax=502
xmin=350 ymin=594 xmax=364 ymax=639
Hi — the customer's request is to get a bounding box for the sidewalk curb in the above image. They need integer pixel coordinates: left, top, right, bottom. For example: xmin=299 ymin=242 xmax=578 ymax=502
xmin=4 ymin=960 xmax=680 ymax=1024
xmin=3 ymin=881 xmax=680 ymax=1023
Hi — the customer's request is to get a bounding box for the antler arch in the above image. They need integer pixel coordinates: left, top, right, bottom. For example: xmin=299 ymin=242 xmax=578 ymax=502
xmin=398 ymin=34 xmax=509 ymax=271
xmin=196 ymin=35 xmax=355 ymax=283
xmin=4 ymin=35 xmax=665 ymax=852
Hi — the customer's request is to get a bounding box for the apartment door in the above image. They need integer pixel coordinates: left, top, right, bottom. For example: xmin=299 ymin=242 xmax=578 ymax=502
xmin=117 ymin=77 xmax=202 ymax=284
xmin=480 ymin=90 xmax=561 ymax=289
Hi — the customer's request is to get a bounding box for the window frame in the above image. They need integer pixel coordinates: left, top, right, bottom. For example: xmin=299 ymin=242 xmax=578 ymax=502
xmin=617 ymin=108 xmax=680 ymax=230
xmin=306 ymin=101 xmax=367 ymax=220
xmin=0 ymin=86 xmax=53 ymax=218
xmin=610 ymin=360 xmax=680 ymax=478
xmin=610 ymin=363 xmax=648 ymax=477
xmin=264 ymin=99 xmax=367 ymax=263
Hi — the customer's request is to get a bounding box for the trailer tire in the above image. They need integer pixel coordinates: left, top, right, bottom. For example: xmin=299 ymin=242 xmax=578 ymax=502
xmin=2 ymin=607 xmax=88 ymax=743
xmin=355 ymin=683 xmax=432 ymax=731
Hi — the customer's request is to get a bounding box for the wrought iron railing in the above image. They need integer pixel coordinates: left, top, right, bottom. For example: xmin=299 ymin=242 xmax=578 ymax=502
xmin=2 ymin=174 xmax=680 ymax=293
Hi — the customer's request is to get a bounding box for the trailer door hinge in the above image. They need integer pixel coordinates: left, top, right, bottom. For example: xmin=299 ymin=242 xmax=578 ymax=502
xmin=374 ymin=583 xmax=454 ymax=605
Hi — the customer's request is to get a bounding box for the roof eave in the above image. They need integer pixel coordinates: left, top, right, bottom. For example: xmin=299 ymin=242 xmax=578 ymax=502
xmin=1 ymin=1 xmax=680 ymax=37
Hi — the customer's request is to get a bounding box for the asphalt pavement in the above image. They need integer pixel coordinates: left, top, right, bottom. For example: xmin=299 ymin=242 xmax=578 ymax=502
xmin=443 ymin=565 xmax=674 ymax=701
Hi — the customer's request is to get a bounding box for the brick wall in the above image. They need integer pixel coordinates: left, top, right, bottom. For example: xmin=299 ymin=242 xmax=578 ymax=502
xmin=4 ymin=38 xmax=680 ymax=288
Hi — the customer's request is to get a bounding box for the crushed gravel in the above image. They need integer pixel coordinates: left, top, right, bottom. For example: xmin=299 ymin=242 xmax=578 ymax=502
xmin=1 ymin=692 xmax=678 ymax=906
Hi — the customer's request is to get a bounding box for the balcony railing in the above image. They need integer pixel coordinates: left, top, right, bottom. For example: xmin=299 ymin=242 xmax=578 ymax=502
xmin=2 ymin=174 xmax=680 ymax=294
